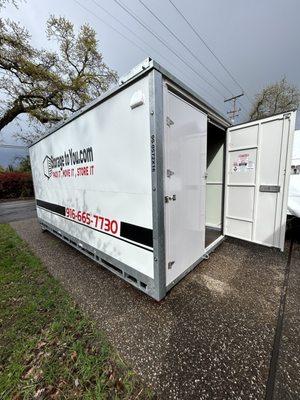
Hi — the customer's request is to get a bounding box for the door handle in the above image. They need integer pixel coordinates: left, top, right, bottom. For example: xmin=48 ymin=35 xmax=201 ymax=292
xmin=165 ymin=194 xmax=176 ymax=203
xmin=259 ymin=185 xmax=280 ymax=193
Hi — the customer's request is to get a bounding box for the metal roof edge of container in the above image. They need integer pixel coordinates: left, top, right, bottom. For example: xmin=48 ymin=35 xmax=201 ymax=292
xmin=28 ymin=57 xmax=231 ymax=148
xmin=230 ymin=109 xmax=298 ymax=130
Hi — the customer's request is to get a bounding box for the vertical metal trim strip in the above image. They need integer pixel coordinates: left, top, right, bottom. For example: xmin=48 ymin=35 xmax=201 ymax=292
xmin=220 ymin=130 xmax=227 ymax=236
xmin=149 ymin=69 xmax=166 ymax=300
xmin=279 ymin=112 xmax=296 ymax=250
xmin=251 ymin=122 xmax=262 ymax=242
xmin=272 ymin=117 xmax=288 ymax=248
xmin=223 ymin=129 xmax=230 ymax=234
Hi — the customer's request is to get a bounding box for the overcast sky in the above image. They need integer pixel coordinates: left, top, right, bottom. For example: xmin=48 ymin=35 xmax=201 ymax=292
xmin=1 ymin=0 xmax=300 ymax=164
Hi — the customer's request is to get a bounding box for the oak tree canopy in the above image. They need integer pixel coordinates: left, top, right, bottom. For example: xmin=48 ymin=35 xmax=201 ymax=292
xmin=0 ymin=1 xmax=118 ymax=136
xmin=249 ymin=78 xmax=300 ymax=120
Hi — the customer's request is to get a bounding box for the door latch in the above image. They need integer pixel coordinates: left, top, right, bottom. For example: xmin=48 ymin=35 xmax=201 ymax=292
xmin=165 ymin=194 xmax=176 ymax=203
xmin=167 ymin=169 xmax=174 ymax=178
xmin=168 ymin=261 xmax=175 ymax=269
xmin=166 ymin=116 xmax=174 ymax=127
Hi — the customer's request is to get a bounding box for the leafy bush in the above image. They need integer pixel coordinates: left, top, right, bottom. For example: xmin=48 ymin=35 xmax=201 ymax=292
xmin=0 ymin=172 xmax=34 ymax=199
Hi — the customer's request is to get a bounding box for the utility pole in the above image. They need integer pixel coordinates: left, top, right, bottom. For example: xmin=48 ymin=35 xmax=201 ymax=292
xmin=224 ymin=93 xmax=244 ymax=124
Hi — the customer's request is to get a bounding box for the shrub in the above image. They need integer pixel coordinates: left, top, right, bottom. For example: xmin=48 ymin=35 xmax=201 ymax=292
xmin=0 ymin=172 xmax=34 ymax=199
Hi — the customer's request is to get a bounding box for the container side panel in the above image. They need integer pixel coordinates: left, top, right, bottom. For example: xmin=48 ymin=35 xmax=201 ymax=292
xmin=206 ymin=185 xmax=223 ymax=228
xmin=30 ymin=76 xmax=154 ymax=278
xmin=229 ymin=124 xmax=258 ymax=149
xmin=206 ymin=138 xmax=224 ymax=229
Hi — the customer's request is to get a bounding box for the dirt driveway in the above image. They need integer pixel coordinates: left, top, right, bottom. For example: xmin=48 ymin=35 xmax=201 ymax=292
xmin=10 ymin=217 xmax=300 ymax=400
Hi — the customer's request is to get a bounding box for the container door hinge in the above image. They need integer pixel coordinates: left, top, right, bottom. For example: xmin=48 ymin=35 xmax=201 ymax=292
xmin=167 ymin=169 xmax=174 ymax=178
xmin=165 ymin=194 xmax=176 ymax=203
xmin=168 ymin=261 xmax=175 ymax=269
xmin=166 ymin=116 xmax=174 ymax=127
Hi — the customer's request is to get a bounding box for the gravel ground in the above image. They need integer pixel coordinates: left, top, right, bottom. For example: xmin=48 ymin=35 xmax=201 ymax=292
xmin=10 ymin=217 xmax=298 ymax=400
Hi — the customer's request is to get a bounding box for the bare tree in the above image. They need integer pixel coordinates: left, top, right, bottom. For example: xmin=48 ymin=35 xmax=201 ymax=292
xmin=0 ymin=6 xmax=118 ymax=134
xmin=0 ymin=0 xmax=18 ymax=8
xmin=249 ymin=78 xmax=300 ymax=120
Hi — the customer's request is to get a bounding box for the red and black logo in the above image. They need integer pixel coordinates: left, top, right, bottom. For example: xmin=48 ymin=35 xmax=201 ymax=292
xmin=43 ymin=156 xmax=52 ymax=179
xmin=42 ymin=146 xmax=93 ymax=179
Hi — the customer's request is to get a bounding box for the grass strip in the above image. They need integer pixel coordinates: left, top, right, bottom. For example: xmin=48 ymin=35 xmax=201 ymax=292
xmin=0 ymin=224 xmax=153 ymax=400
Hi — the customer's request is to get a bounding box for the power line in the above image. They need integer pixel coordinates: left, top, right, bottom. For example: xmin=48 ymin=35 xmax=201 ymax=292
xmin=167 ymin=0 xmax=253 ymax=106
xmin=0 ymin=144 xmax=28 ymax=149
xmin=73 ymin=0 xmax=147 ymax=58
xmin=89 ymin=0 xmax=221 ymax=105
xmin=112 ymin=0 xmax=228 ymax=99
xmin=78 ymin=0 xmax=248 ymax=121
xmin=73 ymin=0 xmax=226 ymax=111
xmin=138 ymin=0 xmax=235 ymax=97
xmin=90 ymin=0 xmax=176 ymax=69
xmin=237 ymin=100 xmax=249 ymax=121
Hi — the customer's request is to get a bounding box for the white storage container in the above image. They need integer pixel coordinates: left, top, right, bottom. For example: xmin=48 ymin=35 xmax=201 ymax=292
xmin=288 ymin=130 xmax=300 ymax=217
xmin=29 ymin=59 xmax=297 ymax=300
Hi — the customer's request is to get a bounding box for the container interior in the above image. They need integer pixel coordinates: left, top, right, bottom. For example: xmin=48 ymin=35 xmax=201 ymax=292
xmin=205 ymin=122 xmax=226 ymax=248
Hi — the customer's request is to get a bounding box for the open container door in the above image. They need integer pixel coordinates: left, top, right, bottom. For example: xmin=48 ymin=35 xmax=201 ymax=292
xmin=164 ymin=87 xmax=207 ymax=287
xmin=224 ymin=111 xmax=296 ymax=251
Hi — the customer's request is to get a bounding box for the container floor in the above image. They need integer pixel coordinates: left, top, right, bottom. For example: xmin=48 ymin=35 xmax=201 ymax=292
xmin=205 ymin=226 xmax=222 ymax=248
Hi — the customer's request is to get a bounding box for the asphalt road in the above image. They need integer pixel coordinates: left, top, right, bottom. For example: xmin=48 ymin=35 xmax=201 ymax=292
xmin=9 ymin=215 xmax=300 ymax=400
xmin=0 ymin=199 xmax=36 ymax=223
